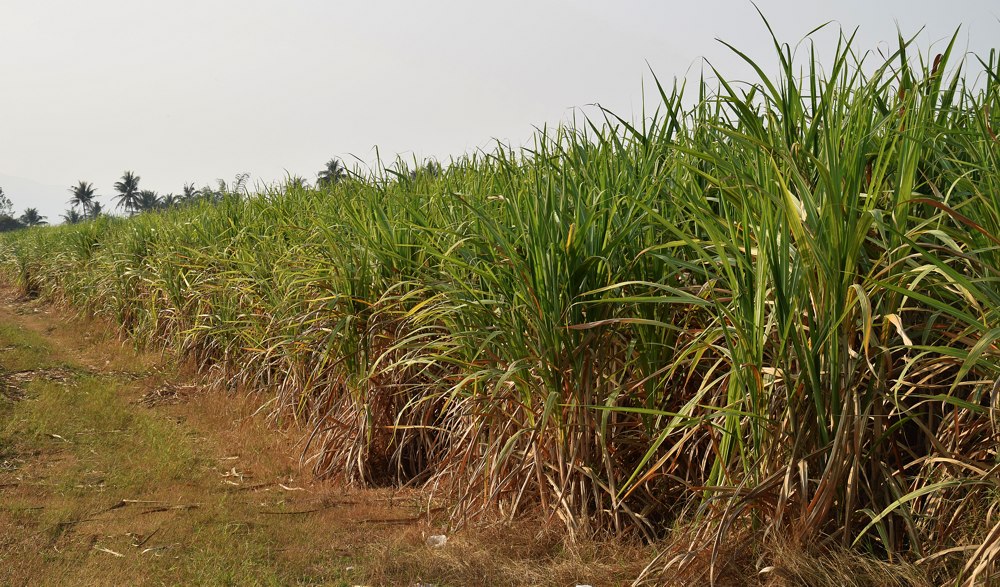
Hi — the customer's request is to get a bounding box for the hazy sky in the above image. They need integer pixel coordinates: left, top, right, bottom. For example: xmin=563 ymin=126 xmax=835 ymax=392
xmin=2 ymin=0 xmax=998 ymax=221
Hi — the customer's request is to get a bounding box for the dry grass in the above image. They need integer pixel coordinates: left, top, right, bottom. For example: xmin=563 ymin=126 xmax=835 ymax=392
xmin=760 ymin=544 xmax=931 ymax=587
xmin=633 ymin=525 xmax=937 ymax=587
xmin=364 ymin=522 xmax=648 ymax=586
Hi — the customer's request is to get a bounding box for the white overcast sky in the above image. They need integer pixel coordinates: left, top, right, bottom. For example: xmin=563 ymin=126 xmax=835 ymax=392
xmin=1 ymin=0 xmax=998 ymax=221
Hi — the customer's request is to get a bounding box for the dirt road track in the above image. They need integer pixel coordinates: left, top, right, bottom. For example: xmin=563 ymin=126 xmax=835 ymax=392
xmin=0 ymin=288 xmax=636 ymax=586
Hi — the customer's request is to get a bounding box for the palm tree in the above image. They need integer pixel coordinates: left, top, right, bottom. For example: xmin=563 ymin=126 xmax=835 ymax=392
xmin=69 ymin=181 xmax=97 ymax=215
xmin=89 ymin=202 xmax=104 ymax=219
xmin=113 ymin=171 xmax=141 ymax=213
xmin=61 ymin=209 xmax=84 ymax=224
xmin=317 ymin=158 xmax=346 ymax=187
xmin=18 ymin=208 xmax=47 ymax=227
xmin=136 ymin=190 xmax=161 ymax=212
xmin=161 ymin=193 xmax=179 ymax=208
xmin=181 ymin=183 xmax=200 ymax=201
xmin=285 ymin=175 xmax=309 ymax=191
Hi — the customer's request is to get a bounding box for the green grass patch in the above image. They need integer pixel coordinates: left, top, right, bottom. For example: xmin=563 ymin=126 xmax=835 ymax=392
xmin=0 ymin=323 xmax=60 ymax=372
xmin=4 ymin=376 xmax=198 ymax=491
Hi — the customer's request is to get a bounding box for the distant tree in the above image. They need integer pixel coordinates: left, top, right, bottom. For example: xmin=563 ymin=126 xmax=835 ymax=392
xmin=69 ymin=181 xmax=98 ymax=216
xmin=317 ymin=158 xmax=346 ymax=187
xmin=18 ymin=208 xmax=47 ymax=227
xmin=0 ymin=187 xmax=22 ymax=232
xmin=181 ymin=183 xmax=200 ymax=201
xmin=61 ymin=209 xmax=84 ymax=224
xmin=113 ymin=171 xmax=141 ymax=213
xmin=285 ymin=175 xmax=309 ymax=190
xmin=424 ymin=159 xmax=443 ymax=177
xmin=409 ymin=159 xmax=443 ymax=181
xmin=205 ymin=173 xmax=249 ymax=201
xmin=212 ymin=179 xmax=229 ymax=197
xmin=161 ymin=193 xmax=179 ymax=208
xmin=0 ymin=216 xmax=22 ymax=232
xmin=89 ymin=201 xmax=104 ymax=219
xmin=197 ymin=184 xmax=221 ymax=203
xmin=0 ymin=187 xmax=12 ymax=216
xmin=136 ymin=190 xmax=161 ymax=212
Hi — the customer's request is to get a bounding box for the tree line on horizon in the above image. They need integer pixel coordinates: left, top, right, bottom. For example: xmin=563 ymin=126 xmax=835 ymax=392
xmin=0 ymin=157 xmax=359 ymax=232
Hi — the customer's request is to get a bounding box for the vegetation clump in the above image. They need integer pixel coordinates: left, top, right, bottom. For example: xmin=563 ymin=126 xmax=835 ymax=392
xmin=1 ymin=26 xmax=998 ymax=583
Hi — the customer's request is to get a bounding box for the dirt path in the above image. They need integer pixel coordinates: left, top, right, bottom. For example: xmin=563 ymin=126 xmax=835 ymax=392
xmin=0 ymin=289 xmax=637 ymax=587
